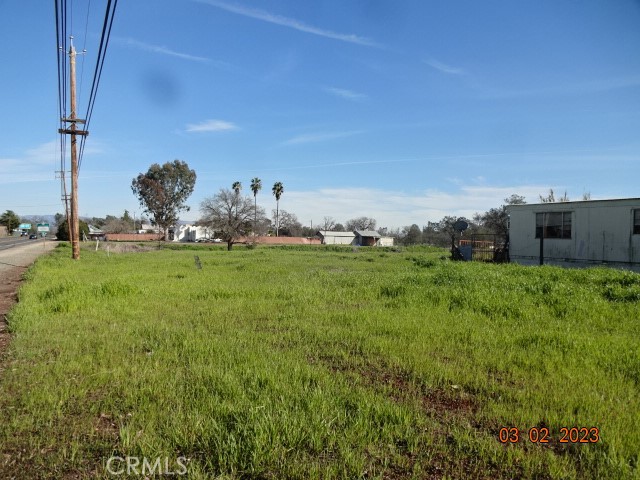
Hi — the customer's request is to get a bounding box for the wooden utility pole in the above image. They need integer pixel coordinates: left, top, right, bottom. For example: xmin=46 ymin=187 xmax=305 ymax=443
xmin=69 ymin=42 xmax=80 ymax=259
xmin=59 ymin=38 xmax=88 ymax=259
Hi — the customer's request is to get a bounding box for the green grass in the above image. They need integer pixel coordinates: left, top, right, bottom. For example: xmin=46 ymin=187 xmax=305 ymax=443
xmin=1 ymin=243 xmax=639 ymax=479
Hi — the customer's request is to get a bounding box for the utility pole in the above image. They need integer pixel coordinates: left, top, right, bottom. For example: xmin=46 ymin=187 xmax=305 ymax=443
xmin=69 ymin=41 xmax=80 ymax=259
xmin=59 ymin=38 xmax=88 ymax=260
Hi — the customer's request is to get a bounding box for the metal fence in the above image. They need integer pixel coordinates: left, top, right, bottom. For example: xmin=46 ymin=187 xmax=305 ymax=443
xmin=459 ymin=234 xmax=508 ymax=262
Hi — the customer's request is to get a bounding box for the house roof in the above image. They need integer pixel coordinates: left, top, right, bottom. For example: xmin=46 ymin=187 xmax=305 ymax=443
xmin=355 ymin=230 xmax=381 ymax=238
xmin=508 ymin=197 xmax=640 ymax=209
xmin=317 ymin=230 xmax=356 ymax=237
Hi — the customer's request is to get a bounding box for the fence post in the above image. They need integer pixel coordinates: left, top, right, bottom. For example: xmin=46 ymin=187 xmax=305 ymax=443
xmin=539 ymin=234 xmax=544 ymax=265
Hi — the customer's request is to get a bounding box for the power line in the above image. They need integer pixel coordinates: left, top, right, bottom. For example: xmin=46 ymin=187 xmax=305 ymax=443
xmin=55 ymin=0 xmax=70 ymax=225
xmin=78 ymin=0 xmax=92 ymax=102
xmin=79 ymin=0 xmax=118 ymax=171
xmin=55 ymin=0 xmax=118 ymax=259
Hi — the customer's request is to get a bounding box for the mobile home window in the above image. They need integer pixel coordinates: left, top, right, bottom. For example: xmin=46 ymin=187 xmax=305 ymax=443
xmin=634 ymin=209 xmax=640 ymax=235
xmin=535 ymin=212 xmax=572 ymax=239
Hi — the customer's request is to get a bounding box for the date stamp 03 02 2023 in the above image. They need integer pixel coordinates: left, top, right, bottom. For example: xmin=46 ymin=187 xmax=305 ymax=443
xmin=498 ymin=427 xmax=600 ymax=444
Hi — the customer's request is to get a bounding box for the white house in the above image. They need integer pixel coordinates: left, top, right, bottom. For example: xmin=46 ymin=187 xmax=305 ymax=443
xmin=507 ymin=198 xmax=640 ymax=272
xmin=168 ymin=224 xmax=211 ymax=242
xmin=378 ymin=236 xmax=395 ymax=247
xmin=317 ymin=231 xmax=356 ymax=245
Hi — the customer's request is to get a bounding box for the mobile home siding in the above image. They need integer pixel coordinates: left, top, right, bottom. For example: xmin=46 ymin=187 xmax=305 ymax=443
xmin=508 ymin=198 xmax=640 ymax=272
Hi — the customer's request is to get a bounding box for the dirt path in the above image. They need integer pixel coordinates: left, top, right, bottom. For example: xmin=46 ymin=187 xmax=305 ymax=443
xmin=0 ymin=240 xmax=57 ymax=362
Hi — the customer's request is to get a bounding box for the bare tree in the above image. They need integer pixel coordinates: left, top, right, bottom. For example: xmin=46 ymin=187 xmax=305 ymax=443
xmin=539 ymin=189 xmax=569 ymax=203
xmin=345 ymin=216 xmax=377 ymax=231
xmin=321 ymin=216 xmax=336 ymax=231
xmin=540 ymin=189 xmax=555 ymax=203
xmin=103 ymin=218 xmax=130 ymax=233
xmin=200 ymin=188 xmax=266 ymax=250
xmin=272 ymin=209 xmax=302 ymax=236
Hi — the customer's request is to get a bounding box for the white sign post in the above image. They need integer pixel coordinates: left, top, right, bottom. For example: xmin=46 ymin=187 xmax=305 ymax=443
xmin=37 ymin=224 xmax=50 ymax=248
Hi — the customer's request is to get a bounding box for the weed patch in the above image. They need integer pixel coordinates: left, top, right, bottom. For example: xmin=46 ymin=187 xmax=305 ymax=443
xmin=0 ymin=245 xmax=638 ymax=479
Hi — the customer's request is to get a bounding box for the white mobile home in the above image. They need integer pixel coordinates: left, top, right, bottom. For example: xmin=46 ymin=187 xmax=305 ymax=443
xmin=316 ymin=230 xmax=394 ymax=247
xmin=316 ymin=231 xmax=356 ymax=245
xmin=507 ymin=198 xmax=640 ymax=272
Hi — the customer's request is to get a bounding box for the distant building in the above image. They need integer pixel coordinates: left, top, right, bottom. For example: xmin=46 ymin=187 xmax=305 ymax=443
xmin=354 ymin=230 xmax=381 ymax=246
xmin=317 ymin=231 xmax=356 ymax=245
xmin=377 ymin=236 xmax=395 ymax=247
xmin=87 ymin=225 xmax=105 ymax=240
xmin=0 ymin=226 xmax=7 ymax=237
xmin=507 ymin=198 xmax=640 ymax=272
xmin=168 ymin=224 xmax=211 ymax=242
xmin=317 ymin=230 xmax=394 ymax=247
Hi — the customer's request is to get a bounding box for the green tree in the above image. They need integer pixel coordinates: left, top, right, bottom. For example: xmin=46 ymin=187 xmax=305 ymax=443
xmin=0 ymin=210 xmax=20 ymax=235
xmin=200 ymin=188 xmax=266 ymax=250
xmin=56 ymin=219 xmax=89 ymax=241
xmin=250 ymin=177 xmax=262 ymax=234
xmin=401 ymin=224 xmax=422 ymax=245
xmin=474 ymin=195 xmax=526 ymax=236
xmin=422 ymin=216 xmax=474 ymax=248
xmin=131 ymin=160 xmax=196 ymax=240
xmin=272 ymin=181 xmax=284 ymax=236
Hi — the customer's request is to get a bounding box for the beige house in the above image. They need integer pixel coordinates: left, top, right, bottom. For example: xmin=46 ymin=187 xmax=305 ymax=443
xmin=507 ymin=198 xmax=640 ymax=272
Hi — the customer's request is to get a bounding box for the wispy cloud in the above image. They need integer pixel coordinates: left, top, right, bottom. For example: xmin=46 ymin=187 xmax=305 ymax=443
xmin=424 ymin=58 xmax=465 ymax=75
xmin=185 ymin=119 xmax=239 ymax=133
xmin=195 ymin=0 xmax=380 ymax=47
xmin=481 ymin=74 xmax=640 ymax=99
xmin=116 ymin=37 xmax=211 ymax=63
xmin=0 ymin=140 xmax=66 ymax=184
xmin=324 ymin=87 xmax=367 ymax=101
xmin=281 ymin=130 xmax=363 ymax=146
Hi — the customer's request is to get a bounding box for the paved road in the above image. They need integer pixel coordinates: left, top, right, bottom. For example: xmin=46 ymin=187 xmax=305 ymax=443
xmin=1 ymin=238 xmax=57 ymax=364
xmin=0 ymin=236 xmax=31 ymax=251
xmin=0 ymin=238 xmax=57 ymax=272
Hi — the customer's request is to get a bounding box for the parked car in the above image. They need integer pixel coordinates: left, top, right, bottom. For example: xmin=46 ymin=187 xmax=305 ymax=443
xmin=29 ymin=234 xmax=37 ymax=239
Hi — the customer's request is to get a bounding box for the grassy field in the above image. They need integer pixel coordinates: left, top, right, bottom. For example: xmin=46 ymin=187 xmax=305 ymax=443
xmin=0 ymin=242 xmax=639 ymax=479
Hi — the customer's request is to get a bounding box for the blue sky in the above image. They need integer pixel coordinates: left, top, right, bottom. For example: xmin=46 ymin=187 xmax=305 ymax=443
xmin=1 ymin=0 xmax=639 ymax=230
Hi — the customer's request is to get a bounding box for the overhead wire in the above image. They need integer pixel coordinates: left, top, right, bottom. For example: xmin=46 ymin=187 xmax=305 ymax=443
xmin=78 ymin=0 xmax=92 ymax=103
xmin=79 ymin=0 xmax=118 ymax=171
xmin=56 ymin=0 xmax=118 ymax=181
xmin=55 ymin=0 xmax=69 ymax=218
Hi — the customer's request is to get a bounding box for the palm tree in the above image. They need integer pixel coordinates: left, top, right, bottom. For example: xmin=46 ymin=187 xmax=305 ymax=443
xmin=250 ymin=177 xmax=262 ymax=235
xmin=232 ymin=181 xmax=242 ymax=218
xmin=272 ymin=181 xmax=284 ymax=236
